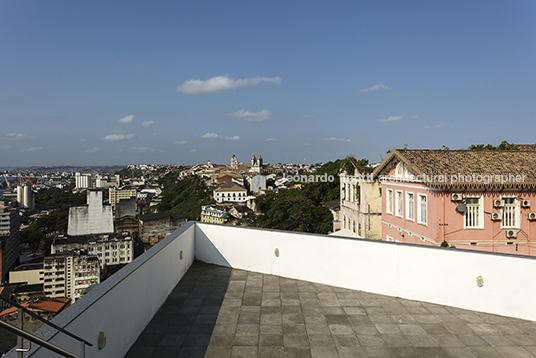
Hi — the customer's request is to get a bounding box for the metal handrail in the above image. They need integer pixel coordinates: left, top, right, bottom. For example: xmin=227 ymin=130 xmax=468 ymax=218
xmin=0 ymin=295 xmax=91 ymax=357
xmin=0 ymin=320 xmax=80 ymax=358
xmin=0 ymin=296 xmax=92 ymax=346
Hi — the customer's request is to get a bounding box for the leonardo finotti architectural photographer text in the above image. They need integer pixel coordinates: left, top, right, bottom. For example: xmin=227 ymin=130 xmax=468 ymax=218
xmin=283 ymin=173 xmax=335 ymax=183
xmin=344 ymin=173 xmax=526 ymax=185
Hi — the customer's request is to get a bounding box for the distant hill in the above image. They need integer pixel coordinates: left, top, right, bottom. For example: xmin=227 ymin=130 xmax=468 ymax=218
xmin=4 ymin=165 xmax=125 ymax=174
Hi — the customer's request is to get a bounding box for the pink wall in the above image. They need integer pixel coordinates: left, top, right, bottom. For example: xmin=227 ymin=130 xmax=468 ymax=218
xmin=381 ymin=167 xmax=536 ymax=256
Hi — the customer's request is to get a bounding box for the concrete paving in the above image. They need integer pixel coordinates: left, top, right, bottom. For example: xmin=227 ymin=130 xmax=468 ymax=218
xmin=125 ymin=261 xmax=536 ymax=358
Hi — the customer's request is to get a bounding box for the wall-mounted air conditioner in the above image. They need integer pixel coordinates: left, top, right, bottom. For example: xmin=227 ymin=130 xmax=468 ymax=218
xmin=493 ymin=200 xmax=505 ymax=208
xmin=451 ymin=193 xmax=463 ymax=201
xmin=490 ymin=212 xmax=501 ymax=221
xmin=528 ymin=212 xmax=536 ymax=221
xmin=506 ymin=230 xmax=517 ymax=238
xmin=456 ymin=203 xmax=466 ymax=213
xmin=522 ymin=200 xmax=531 ymax=208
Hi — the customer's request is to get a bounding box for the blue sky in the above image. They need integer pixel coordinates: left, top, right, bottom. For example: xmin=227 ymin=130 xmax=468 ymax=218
xmin=1 ymin=1 xmax=535 ymax=167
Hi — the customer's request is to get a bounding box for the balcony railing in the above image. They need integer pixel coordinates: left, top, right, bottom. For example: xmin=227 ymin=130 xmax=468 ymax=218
xmin=0 ymin=295 xmax=92 ymax=358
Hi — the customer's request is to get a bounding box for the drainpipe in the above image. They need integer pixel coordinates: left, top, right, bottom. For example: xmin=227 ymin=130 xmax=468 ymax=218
xmin=442 ymin=193 xmax=445 ymax=245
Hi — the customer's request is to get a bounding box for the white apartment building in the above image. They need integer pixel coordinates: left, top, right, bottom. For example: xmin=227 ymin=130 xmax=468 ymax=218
xmin=75 ymin=172 xmax=91 ymax=189
xmin=43 ymin=252 xmax=100 ymax=300
xmin=51 ymin=235 xmax=134 ymax=268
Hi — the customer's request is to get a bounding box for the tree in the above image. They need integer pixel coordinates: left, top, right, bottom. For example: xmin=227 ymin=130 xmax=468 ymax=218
xmin=156 ymin=172 xmax=213 ymax=220
xmin=468 ymin=141 xmax=519 ymax=151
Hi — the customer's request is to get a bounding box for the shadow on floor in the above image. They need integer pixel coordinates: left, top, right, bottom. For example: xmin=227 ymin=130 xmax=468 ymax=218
xmin=125 ymin=261 xmax=232 ymax=358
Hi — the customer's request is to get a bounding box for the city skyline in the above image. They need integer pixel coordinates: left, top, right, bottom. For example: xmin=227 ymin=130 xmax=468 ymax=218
xmin=1 ymin=1 xmax=536 ymax=167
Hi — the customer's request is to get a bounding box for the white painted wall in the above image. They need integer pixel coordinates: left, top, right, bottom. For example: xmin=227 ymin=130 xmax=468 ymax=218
xmin=68 ymin=191 xmax=114 ymax=236
xmin=195 ymin=222 xmax=536 ymax=322
xmin=16 ymin=222 xmax=536 ymax=358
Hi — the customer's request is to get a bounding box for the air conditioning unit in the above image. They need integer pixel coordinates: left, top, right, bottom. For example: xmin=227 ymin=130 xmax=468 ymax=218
xmin=494 ymin=199 xmax=505 ymax=208
xmin=506 ymin=230 xmax=517 ymax=238
xmin=451 ymin=193 xmax=463 ymax=201
xmin=528 ymin=212 xmax=536 ymax=221
xmin=456 ymin=203 xmax=466 ymax=213
xmin=522 ymin=200 xmax=531 ymax=208
xmin=490 ymin=212 xmax=501 ymax=221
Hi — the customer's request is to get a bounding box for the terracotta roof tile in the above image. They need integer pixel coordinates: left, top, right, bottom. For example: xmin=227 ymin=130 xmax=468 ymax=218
xmin=373 ymin=149 xmax=536 ymax=190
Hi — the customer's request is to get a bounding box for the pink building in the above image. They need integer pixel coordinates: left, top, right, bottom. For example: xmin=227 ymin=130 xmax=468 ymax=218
xmin=373 ymin=149 xmax=536 ymax=256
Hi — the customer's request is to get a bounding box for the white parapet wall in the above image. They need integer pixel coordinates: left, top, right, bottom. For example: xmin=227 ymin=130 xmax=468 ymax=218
xmin=14 ymin=222 xmax=196 ymax=358
xmin=195 ymin=222 xmax=536 ymax=322
xmin=13 ymin=222 xmax=536 ymax=357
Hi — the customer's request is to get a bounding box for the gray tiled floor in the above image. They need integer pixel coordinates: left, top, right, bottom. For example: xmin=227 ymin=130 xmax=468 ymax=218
xmin=125 ymin=261 xmax=536 ymax=358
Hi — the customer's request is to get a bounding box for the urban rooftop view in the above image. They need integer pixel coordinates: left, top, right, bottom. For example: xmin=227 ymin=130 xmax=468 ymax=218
xmin=2 ymin=1 xmax=536 ymax=357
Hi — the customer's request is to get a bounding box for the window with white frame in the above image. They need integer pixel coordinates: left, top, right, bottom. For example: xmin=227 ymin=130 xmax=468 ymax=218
xmin=406 ymin=192 xmax=414 ymax=221
xmin=418 ymin=194 xmax=427 ymax=225
xmin=396 ymin=191 xmax=403 ymax=217
xmin=387 ymin=189 xmax=393 ymax=214
xmin=502 ymin=197 xmax=520 ymax=228
xmin=464 ymin=197 xmax=483 ymax=228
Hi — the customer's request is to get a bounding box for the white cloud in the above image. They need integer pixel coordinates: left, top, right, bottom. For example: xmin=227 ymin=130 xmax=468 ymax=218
xmin=323 ymin=137 xmax=351 ymax=142
xmin=177 ymin=75 xmax=282 ymax=95
xmin=231 ymin=109 xmax=271 ymax=122
xmin=22 ymin=146 xmax=43 ymax=152
xmin=424 ymin=124 xmax=442 ymax=129
xmin=102 ymin=133 xmax=135 ymax=141
xmin=2 ymin=133 xmax=32 ymax=140
xmin=266 ymin=138 xmax=278 ymax=142
xmin=85 ymin=147 xmax=100 ymax=153
xmin=118 ymin=115 xmax=134 ymax=124
xmin=175 ymin=140 xmax=188 ymax=145
xmin=414 ymin=115 xmax=419 ymax=119
xmin=201 ymin=132 xmax=240 ymax=141
xmin=190 ymin=149 xmax=197 ymax=153
xmin=141 ymin=121 xmax=154 ymax=127
xmin=360 ymin=84 xmax=390 ymax=93
xmin=201 ymin=133 xmax=220 ymax=139
xmin=378 ymin=116 xmax=403 ymax=123
xmin=0 ymin=145 xmax=11 ymax=149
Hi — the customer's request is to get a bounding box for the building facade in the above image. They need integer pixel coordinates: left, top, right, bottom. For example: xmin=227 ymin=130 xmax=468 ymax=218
xmin=43 ymin=252 xmax=100 ymax=300
xmin=0 ymin=206 xmax=20 ymax=284
xmin=374 ymin=149 xmax=536 ymax=255
xmin=109 ymin=188 xmax=137 ymax=210
xmin=214 ymin=182 xmax=248 ymax=203
xmin=201 ymin=205 xmax=229 ymax=224
xmin=138 ymin=212 xmax=188 ymax=243
xmin=51 ymin=235 xmax=134 ymax=268
xmin=332 ymin=158 xmax=382 ymax=240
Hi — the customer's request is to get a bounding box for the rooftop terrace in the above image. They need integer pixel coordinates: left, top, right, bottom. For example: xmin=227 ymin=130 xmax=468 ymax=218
xmin=126 ymin=261 xmax=536 ymax=358
xmin=6 ymin=222 xmax=536 ymax=358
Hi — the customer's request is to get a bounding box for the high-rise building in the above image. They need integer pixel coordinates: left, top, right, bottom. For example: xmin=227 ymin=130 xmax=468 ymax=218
xmin=43 ymin=252 xmax=100 ymax=300
xmin=0 ymin=206 xmax=20 ymax=284
xmin=74 ymin=172 xmax=91 ymax=189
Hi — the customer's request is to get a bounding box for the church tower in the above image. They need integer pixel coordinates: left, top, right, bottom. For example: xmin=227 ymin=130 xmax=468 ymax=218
xmin=231 ymin=154 xmax=239 ymax=170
